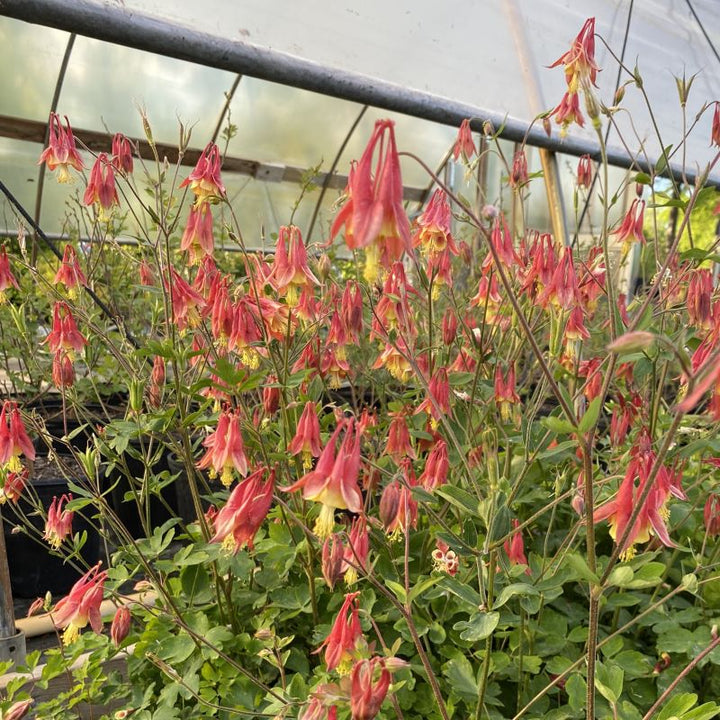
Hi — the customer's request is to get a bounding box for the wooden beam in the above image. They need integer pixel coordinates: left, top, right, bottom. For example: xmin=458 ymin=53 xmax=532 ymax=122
xmin=0 ymin=114 xmax=426 ymax=202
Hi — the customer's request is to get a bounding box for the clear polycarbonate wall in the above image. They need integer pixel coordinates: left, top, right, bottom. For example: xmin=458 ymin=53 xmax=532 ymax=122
xmin=0 ymin=0 xmax=718 ymax=245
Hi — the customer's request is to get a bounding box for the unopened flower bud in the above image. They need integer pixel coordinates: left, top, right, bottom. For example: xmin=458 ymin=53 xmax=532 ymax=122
xmin=483 ymin=120 xmax=494 ymax=137
xmin=111 ymin=606 xmax=131 ymax=647
xmin=614 ymin=85 xmax=626 ymax=105
xmin=316 ymin=253 xmax=331 ymax=281
xmin=542 ymin=116 xmax=552 ymax=137
xmin=3 ymin=700 xmax=33 ymax=720
xmin=128 ymin=379 xmax=143 ymax=413
xmin=442 ymin=308 xmax=458 ymax=345
xmin=607 ymin=331 xmax=656 ymax=353
xmin=254 ymin=628 xmax=274 ymax=642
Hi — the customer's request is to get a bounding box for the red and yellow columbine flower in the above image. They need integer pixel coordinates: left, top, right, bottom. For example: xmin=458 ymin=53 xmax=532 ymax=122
xmin=0 ymin=468 xmax=27 ymax=504
xmin=166 ymin=268 xmax=206 ymax=331
xmin=197 ymin=407 xmax=249 ymax=487
xmin=418 ymin=438 xmax=449 ymax=491
xmin=494 ymin=364 xmax=520 ymax=424
xmin=181 ymin=202 xmax=214 ymax=264
xmin=43 ymin=493 xmax=74 ymax=549
xmin=283 ymin=420 xmax=363 ymax=538
xmin=342 ymin=516 xmax=369 ymax=585
xmin=612 ymin=199 xmax=646 ymax=254
xmin=318 ymin=591 xmax=364 ymax=673
xmin=350 ymin=658 xmax=391 ymax=720
xmin=330 ymin=120 xmax=411 ymax=283
xmin=594 ymin=430 xmax=685 ymax=560
xmin=504 ymin=519 xmax=530 ymax=574
xmin=288 ymin=401 xmax=323 ymax=470
xmin=52 ymin=562 xmax=107 ymax=644
xmin=53 ymin=244 xmax=87 ymax=298
xmin=83 ymin=153 xmax=119 ymax=218
xmin=0 ymin=246 xmax=19 ymax=303
xmin=210 ymin=466 xmax=275 ymax=552
xmin=180 ymin=142 xmax=226 ymax=204
xmin=0 ymin=401 xmax=36 ymax=473
xmin=415 ymin=367 xmax=450 ymax=428
xmin=384 ymin=410 xmax=415 ymax=463
xmin=45 ymin=302 xmax=87 ymax=359
xmin=379 ymin=460 xmax=418 ymax=538
xmin=111 ymin=132 xmax=134 ymax=174
xmin=38 ymin=113 xmax=84 ymax=183
xmin=577 ymin=154 xmax=593 ymax=187
xmin=272 ymin=225 xmax=319 ymax=306
xmin=549 ymin=17 xmax=599 ymax=91
xmin=452 ymin=118 xmax=476 ymax=161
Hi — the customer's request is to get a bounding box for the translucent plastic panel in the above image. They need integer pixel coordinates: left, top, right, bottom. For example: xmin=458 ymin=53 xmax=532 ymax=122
xmin=0 ymin=18 xmax=70 ymax=122
xmin=222 ymin=175 xmax=340 ymax=248
xmin=58 ymin=36 xmax=236 ymax=145
xmin=108 ymin=0 xmax=720 ymax=179
xmin=225 ymin=78 xmax=363 ymax=171
xmin=0 ymin=138 xmax=90 ymax=237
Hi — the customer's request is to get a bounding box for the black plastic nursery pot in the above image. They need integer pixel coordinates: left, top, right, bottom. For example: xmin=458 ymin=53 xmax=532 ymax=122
xmin=3 ymin=473 xmax=101 ymax=598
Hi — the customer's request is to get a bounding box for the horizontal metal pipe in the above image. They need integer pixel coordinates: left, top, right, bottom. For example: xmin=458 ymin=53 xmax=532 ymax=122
xmin=0 ymin=0 xmax=717 ymax=186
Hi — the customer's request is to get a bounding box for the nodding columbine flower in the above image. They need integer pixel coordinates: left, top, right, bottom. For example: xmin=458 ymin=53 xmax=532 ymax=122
xmin=38 ymin=113 xmax=84 ymax=183
xmin=45 ymin=302 xmax=87 ymax=359
xmin=43 ymin=493 xmax=74 ymax=549
xmin=549 ymin=17 xmax=599 ymax=91
xmin=180 ymin=142 xmax=226 ymax=204
xmin=0 ymin=401 xmax=36 ymax=473
xmin=379 ymin=460 xmax=418 ymax=538
xmin=0 ymin=246 xmax=19 ymax=303
xmin=371 ymin=262 xmax=417 ymax=341
xmin=272 ymin=225 xmax=319 ymax=306
xmin=372 ymin=339 xmax=414 ymax=384
xmin=166 ymin=268 xmax=206 ymax=331
xmin=53 ymin=244 xmax=87 ymax=298
xmin=452 ymin=118 xmax=476 ymax=161
xmin=577 ymin=154 xmax=593 ymax=187
xmin=330 ymin=120 xmax=411 ymax=283
xmin=147 ymin=355 xmax=166 ymax=409
xmin=494 ymin=364 xmax=520 ymax=425
xmin=283 ymin=420 xmax=363 ymax=539
xmin=551 ymin=91 xmax=585 ymax=133
xmin=594 ymin=429 xmax=685 ymax=560
xmin=384 ymin=410 xmax=415 ymax=463
xmin=342 ymin=516 xmax=369 ymax=585
xmin=181 ymin=202 xmax=214 ymax=264
xmin=52 ymin=562 xmax=107 ymax=644
xmin=705 ymin=493 xmax=720 ymax=537
xmin=318 ymin=591 xmax=364 ymax=673
xmin=210 ymin=466 xmax=275 ymax=552
xmin=350 ymin=658 xmax=391 ymax=720
xmin=111 ymin=133 xmax=134 ymax=174
xmin=415 ymin=367 xmax=450 ymax=428
xmin=686 ymin=268 xmax=714 ymax=329
xmin=110 ymin=606 xmax=131 ymax=647
xmin=442 ymin=308 xmax=458 ymax=345
xmin=139 ymin=259 xmax=156 ymax=287
xmin=197 ymin=407 xmax=249 ymax=487
xmin=504 ymin=519 xmax=531 ymax=573
xmin=612 ymin=199 xmax=646 ymax=252
xmin=288 ymin=401 xmax=322 ymax=470
xmin=0 ymin=467 xmax=27 ymax=504
xmin=83 ymin=153 xmax=119 ymax=217
xmin=418 ymin=438 xmax=449 ymax=491
xmin=509 ymin=149 xmax=529 ymax=188
xmin=413 ymin=189 xmax=458 ymax=257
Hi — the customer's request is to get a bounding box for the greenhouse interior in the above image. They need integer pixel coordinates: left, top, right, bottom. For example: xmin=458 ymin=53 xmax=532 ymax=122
xmin=1 ymin=1 xmax=720 ymax=718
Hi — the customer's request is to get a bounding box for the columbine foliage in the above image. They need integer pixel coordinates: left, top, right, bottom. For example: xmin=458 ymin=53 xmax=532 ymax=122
xmin=2 ymin=16 xmax=720 ymax=720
